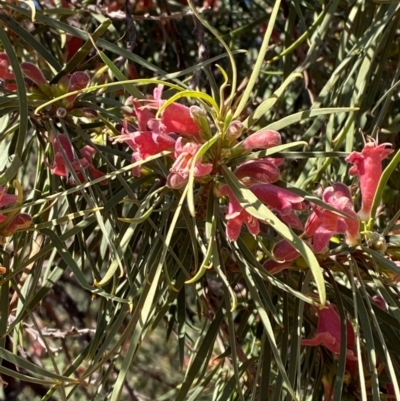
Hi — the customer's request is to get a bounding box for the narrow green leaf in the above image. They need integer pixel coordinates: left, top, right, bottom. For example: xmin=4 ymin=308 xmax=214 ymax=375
xmin=96 ymin=50 xmax=144 ymax=99
xmin=263 ymin=107 xmax=358 ymax=132
xmin=0 ymin=26 xmax=29 ymax=158
xmin=0 ymin=155 xmax=22 ymax=184
xmin=370 ymin=148 xmax=400 ymax=226
xmin=234 ymin=0 xmax=282 ymax=119
xmin=0 ymin=347 xmax=77 ymax=383
xmin=0 ymin=14 xmax=61 ymax=71
xmin=187 ymin=133 xmax=221 ymax=217
xmin=244 ymin=72 xmax=303 ymax=128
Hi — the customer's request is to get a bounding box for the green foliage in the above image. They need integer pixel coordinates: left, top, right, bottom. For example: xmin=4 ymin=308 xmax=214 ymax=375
xmin=0 ymin=0 xmax=400 ymax=400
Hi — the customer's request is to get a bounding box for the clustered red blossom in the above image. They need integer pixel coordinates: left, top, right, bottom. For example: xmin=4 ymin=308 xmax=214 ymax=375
xmin=112 ymin=85 xmax=212 ymax=188
xmin=265 ymin=138 xmax=392 ymax=274
xmin=108 ymin=87 xmax=392 ymax=262
xmin=301 ymin=301 xmax=358 ymax=391
xmin=49 ymin=134 xmax=107 ymax=184
xmin=0 ymin=52 xmax=93 ymax=118
xmin=1 ymin=52 xmax=395 ymax=385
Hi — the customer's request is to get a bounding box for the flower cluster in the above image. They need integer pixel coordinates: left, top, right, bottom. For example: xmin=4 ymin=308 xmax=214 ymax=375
xmin=0 ymin=185 xmax=32 ymax=237
xmin=0 ymin=52 xmax=93 ymax=119
xmin=265 ymin=138 xmax=392 ymax=273
xmin=112 ymin=85 xmax=212 ymax=188
xmin=49 ymin=134 xmax=107 ymax=184
xmin=112 ymin=88 xmax=393 ymax=262
xmin=218 ymin=129 xmax=307 ymax=241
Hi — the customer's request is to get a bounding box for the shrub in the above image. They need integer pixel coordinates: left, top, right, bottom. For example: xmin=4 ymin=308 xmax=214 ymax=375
xmin=0 ymin=0 xmax=400 ymax=400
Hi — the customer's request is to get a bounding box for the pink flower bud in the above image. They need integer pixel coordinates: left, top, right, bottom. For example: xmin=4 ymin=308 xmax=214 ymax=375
xmin=372 ymin=295 xmax=387 ymax=311
xmin=20 ymin=62 xmax=47 ymax=86
xmin=225 ymin=120 xmax=244 ymax=142
xmin=190 ymin=106 xmax=211 ymax=138
xmin=240 ymin=130 xmax=281 ymax=151
xmin=264 ymin=240 xmax=300 ymax=274
xmin=65 ymin=71 xmax=90 ymax=104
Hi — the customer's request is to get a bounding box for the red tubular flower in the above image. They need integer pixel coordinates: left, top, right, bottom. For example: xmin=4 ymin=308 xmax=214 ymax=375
xmin=161 ymin=103 xmax=200 ymax=138
xmin=346 ymin=139 xmax=393 ymax=221
xmin=116 ymin=118 xmax=176 ymax=177
xmin=251 ymin=184 xmax=306 ymax=230
xmin=167 ymin=138 xmax=212 ymax=188
xmin=304 ymin=183 xmax=360 ymax=253
xmin=0 ymin=186 xmax=18 ymax=226
xmin=219 ymin=185 xmax=260 ymax=241
xmin=0 ymin=186 xmax=17 ymax=208
xmin=131 ymin=100 xmax=155 ymax=131
xmin=77 ymin=146 xmax=108 ymax=183
xmin=219 ymin=183 xmax=305 ymax=241
xmin=65 ymin=34 xmax=85 ymax=62
xmin=0 ymin=186 xmax=32 ymax=237
xmin=50 ymin=135 xmax=106 ymax=183
xmin=128 ymin=85 xmax=200 ymax=138
xmin=234 ymin=159 xmax=281 ymax=184
xmin=264 ymin=239 xmax=300 ymax=274
xmin=0 ymin=213 xmax=32 ymax=237
xmin=128 ymin=130 xmax=176 ymax=160
xmin=301 ymin=303 xmax=357 ymax=363
xmin=0 ymin=53 xmax=14 ymax=80
xmin=50 ymin=134 xmax=82 ymax=177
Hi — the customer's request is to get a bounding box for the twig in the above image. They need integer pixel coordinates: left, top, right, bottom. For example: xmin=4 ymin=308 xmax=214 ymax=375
xmin=125 ymin=0 xmax=136 ymax=51
xmin=190 ymin=13 xmax=209 ymax=89
xmin=106 ymin=8 xmax=208 ymax=21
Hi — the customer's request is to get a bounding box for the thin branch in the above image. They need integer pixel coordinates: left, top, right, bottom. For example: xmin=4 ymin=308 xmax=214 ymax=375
xmin=106 ymin=8 xmax=208 ymax=21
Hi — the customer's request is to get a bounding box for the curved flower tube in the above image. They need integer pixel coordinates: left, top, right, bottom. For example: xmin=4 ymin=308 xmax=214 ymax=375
xmin=219 ymin=183 xmax=305 ymax=241
xmin=304 ymin=183 xmax=360 ymax=253
xmin=0 ymin=186 xmax=32 ymax=237
xmin=234 ymin=159 xmax=281 ymax=184
xmin=50 ymin=135 xmax=106 ymax=183
xmin=167 ymin=138 xmax=213 ymax=188
xmin=264 ymin=240 xmax=300 ymax=274
xmin=301 ymin=303 xmax=357 ymax=363
xmin=218 ymin=185 xmax=260 ymax=241
xmin=346 ymin=139 xmax=393 ymax=221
